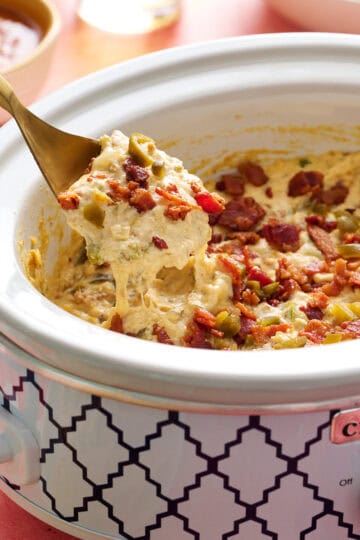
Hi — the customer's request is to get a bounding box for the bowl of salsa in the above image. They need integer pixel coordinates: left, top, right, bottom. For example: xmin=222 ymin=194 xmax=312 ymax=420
xmin=0 ymin=0 xmax=60 ymax=123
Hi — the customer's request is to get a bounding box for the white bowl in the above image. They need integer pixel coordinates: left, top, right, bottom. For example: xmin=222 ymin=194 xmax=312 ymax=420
xmin=1 ymin=33 xmax=360 ymax=410
xmin=266 ymin=0 xmax=360 ymax=33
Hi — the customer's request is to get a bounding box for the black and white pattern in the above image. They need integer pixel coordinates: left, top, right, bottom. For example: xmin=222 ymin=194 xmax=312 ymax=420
xmin=0 ymin=353 xmax=360 ymax=539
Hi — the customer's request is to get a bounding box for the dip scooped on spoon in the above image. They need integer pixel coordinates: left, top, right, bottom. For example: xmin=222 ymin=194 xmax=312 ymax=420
xmin=58 ymin=130 xmax=226 ymax=341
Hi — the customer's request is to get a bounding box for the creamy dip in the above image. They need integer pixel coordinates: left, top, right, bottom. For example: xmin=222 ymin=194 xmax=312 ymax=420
xmin=48 ymin=132 xmax=360 ymax=350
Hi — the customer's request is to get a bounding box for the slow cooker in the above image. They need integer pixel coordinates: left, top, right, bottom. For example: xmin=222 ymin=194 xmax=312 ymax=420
xmin=0 ymin=33 xmax=360 ymax=539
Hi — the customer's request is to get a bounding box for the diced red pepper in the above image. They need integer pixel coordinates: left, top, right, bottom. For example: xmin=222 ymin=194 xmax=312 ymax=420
xmin=195 ymin=191 xmax=225 ymax=214
xmin=247 ymin=266 xmax=272 ymax=287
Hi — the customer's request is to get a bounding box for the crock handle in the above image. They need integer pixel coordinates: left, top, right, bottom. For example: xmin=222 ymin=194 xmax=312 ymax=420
xmin=0 ymin=406 xmax=40 ymax=486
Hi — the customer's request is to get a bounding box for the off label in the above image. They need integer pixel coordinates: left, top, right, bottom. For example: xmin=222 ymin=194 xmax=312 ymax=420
xmin=331 ymin=408 xmax=360 ymax=444
xmin=339 ymin=478 xmax=353 ymax=486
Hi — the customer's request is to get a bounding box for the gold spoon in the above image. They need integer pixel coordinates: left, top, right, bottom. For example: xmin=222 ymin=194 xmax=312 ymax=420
xmin=0 ymin=74 xmax=101 ymax=196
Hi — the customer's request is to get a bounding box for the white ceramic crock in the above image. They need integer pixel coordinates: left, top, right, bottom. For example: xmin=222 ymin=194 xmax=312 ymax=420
xmin=1 ymin=33 xmax=360 ymax=539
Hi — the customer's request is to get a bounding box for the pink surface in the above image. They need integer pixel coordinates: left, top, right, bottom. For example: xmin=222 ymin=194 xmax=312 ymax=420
xmin=0 ymin=1 xmax=298 ymax=538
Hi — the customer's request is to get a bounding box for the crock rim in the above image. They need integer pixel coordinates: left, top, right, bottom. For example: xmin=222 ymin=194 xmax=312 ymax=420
xmin=1 ymin=32 xmax=360 ymax=407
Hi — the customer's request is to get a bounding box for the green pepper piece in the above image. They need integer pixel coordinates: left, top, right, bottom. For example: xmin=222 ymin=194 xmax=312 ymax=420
xmin=338 ymin=244 xmax=360 ymax=259
xmin=244 ymin=335 xmax=254 ymax=347
xmin=272 ymin=336 xmax=307 ymax=349
xmin=337 ymin=213 xmax=358 ymax=233
xmin=152 ymin=160 xmax=165 ymax=178
xmin=212 ymin=336 xmax=237 ymax=350
xmin=299 ymin=158 xmax=311 ymax=167
xmin=245 ymin=280 xmax=264 ymax=299
xmin=215 ymin=312 xmax=241 ymax=337
xmin=245 ymin=280 xmax=261 ymax=292
xmin=128 ymin=133 xmax=154 ymax=167
xmin=311 ymin=203 xmax=328 ymax=216
xmin=262 ymin=282 xmax=279 ymax=298
xmin=215 ymin=311 xmax=228 ymax=326
xmin=257 ymin=315 xmax=281 ymax=327
xmin=83 ymin=203 xmax=105 ymax=228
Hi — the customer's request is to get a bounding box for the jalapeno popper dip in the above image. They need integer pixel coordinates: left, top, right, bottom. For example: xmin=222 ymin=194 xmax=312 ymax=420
xmin=50 ymin=131 xmax=360 ymax=350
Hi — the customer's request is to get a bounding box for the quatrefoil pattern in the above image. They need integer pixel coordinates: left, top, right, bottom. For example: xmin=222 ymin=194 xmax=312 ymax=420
xmin=0 ymin=354 xmax=360 ymax=539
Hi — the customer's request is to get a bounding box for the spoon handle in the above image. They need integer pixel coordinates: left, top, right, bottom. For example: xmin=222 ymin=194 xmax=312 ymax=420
xmin=0 ymin=74 xmax=100 ymax=196
xmin=0 ymin=74 xmax=22 ymax=115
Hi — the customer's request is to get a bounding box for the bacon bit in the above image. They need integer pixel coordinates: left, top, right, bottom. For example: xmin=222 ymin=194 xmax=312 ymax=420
xmin=152 ymin=236 xmax=168 ymax=249
xmin=226 ymin=231 xmax=260 ymax=246
xmin=127 ymin=180 xmax=140 ymax=191
xmin=340 ymin=319 xmax=360 ymax=338
xmin=321 ymin=258 xmax=348 ymax=296
xmin=58 ymin=191 xmax=80 ymax=210
xmin=184 ymin=321 xmax=212 ymax=349
xmin=218 ymin=254 xmax=244 ymax=284
xmin=315 ymin=181 xmax=349 ymax=206
xmin=304 ymin=260 xmax=327 ymax=276
xmin=195 ymin=191 xmax=225 ymax=214
xmin=194 ymin=307 xmax=216 ymax=328
xmin=271 ymin=278 xmax=299 ymax=304
xmin=305 ymin=215 xmax=337 ymax=232
xmin=242 ymin=245 xmax=255 ymax=269
xmin=129 ymin=188 xmax=156 ymax=213
xmin=307 ymin=224 xmax=338 ymax=260
xmin=216 ymin=239 xmax=245 ymax=257
xmin=164 ymin=204 xmax=192 ymax=221
xmin=261 ymin=219 xmax=300 ymax=252
xmin=218 ymin=196 xmax=266 ymax=231
xmin=155 ymin=186 xmax=198 ymax=208
xmin=288 ymin=170 xmax=323 ymax=197
xmin=209 ymin=328 xmax=224 ymax=338
xmin=349 ymin=272 xmax=360 ymax=287
xmin=216 ymin=173 xmax=245 ymax=196
xmin=214 ymin=240 xmax=255 ymax=266
xmin=300 ymin=320 xmax=331 ymax=344
xmin=247 ymin=266 xmax=272 ymax=287
xmin=235 ymin=314 xmax=257 ymax=344
xmin=232 ymin=282 xmax=244 ymax=302
xmin=107 ymin=179 xmax=131 ymax=201
xmin=123 ymin=157 xmax=149 ymax=188
xmin=276 ymin=258 xmax=309 ymax=289
xmin=210 ymin=212 xmax=224 ymax=227
xmin=166 ymin=183 xmax=178 ymax=193
xmin=153 ymin=324 xmax=174 ymax=345
xmin=265 ymin=186 xmax=273 ymax=199
xmin=347 ymin=261 xmax=360 ymax=271
xmin=344 ymin=233 xmax=360 ymax=244
xmin=300 ymin=305 xmax=324 ymax=320
xmin=190 ymin=181 xmax=202 ymax=193
xmin=308 ymin=290 xmax=329 ymax=309
xmin=83 ymin=157 xmax=95 ymax=174
xmin=251 ymin=323 xmax=291 ymax=345
xmin=235 ymin=302 xmax=256 ymax=320
xmin=238 ymin=161 xmax=268 ymax=186
xmin=110 ymin=313 xmax=123 ymax=333
xmin=241 ymin=289 xmax=261 ymax=306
